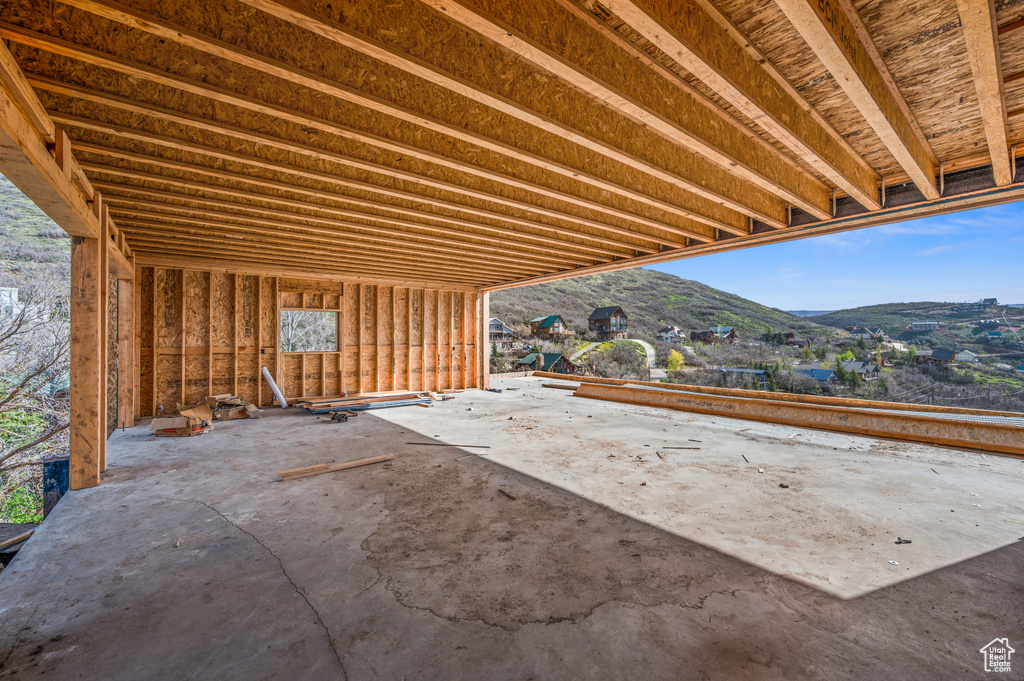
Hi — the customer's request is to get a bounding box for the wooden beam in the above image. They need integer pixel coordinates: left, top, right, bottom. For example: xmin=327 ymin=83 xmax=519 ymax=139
xmin=117 ymin=274 xmax=134 ymax=428
xmin=115 ymin=216 xmax=542 ymax=281
xmin=35 ymin=76 xmax=712 ymax=244
xmin=774 ymin=0 xmax=939 ymax=200
xmin=420 ymin=0 xmax=826 ymax=220
xmin=481 ymin=292 xmax=490 ymax=390
xmin=595 ymin=0 xmax=881 ymax=210
xmin=133 ymin=253 xmax=481 ymax=291
xmin=98 ymin=202 xmax=110 ymax=471
xmin=0 ymin=40 xmax=54 ymax=143
xmin=54 ymin=113 xmax=684 ymax=249
xmin=0 ymin=83 xmax=97 ymax=238
xmin=70 ymin=235 xmax=102 ymax=489
xmin=956 ymin=0 xmax=1012 ymax=186
xmin=58 ymin=0 xmax=784 ymax=231
xmin=97 ymin=187 xmax=587 ymax=270
xmin=122 ymin=232 xmax=494 ymax=286
xmin=74 ymin=148 xmax=634 ymax=257
xmin=0 ymin=25 xmax=759 ymax=235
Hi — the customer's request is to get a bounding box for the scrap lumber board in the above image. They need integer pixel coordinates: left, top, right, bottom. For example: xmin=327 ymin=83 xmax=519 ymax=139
xmin=309 ymin=397 xmax=432 ymax=413
xmin=542 ymin=383 xmax=579 ymax=390
xmin=406 ymin=442 xmax=490 ymax=448
xmin=302 ymin=393 xmax=429 ymax=409
xmin=0 ymin=529 xmax=34 ymax=552
xmin=278 ymin=454 xmax=394 ymax=481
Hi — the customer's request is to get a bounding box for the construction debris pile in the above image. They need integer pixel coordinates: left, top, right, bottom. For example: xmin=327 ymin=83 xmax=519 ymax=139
xmin=150 ymin=395 xmax=262 ymax=437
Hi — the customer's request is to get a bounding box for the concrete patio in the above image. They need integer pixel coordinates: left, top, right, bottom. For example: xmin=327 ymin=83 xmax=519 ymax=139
xmin=1 ymin=376 xmax=1022 ymax=680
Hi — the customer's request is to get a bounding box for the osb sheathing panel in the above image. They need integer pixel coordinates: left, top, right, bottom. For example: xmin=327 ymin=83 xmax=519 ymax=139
xmin=107 ymin=272 xmax=118 ymax=437
xmin=183 ymin=270 xmax=209 ymax=349
xmin=210 ymin=273 xmax=235 ymax=348
xmin=31 ymin=80 xmax=699 ymax=248
xmin=237 ymin=353 xmax=260 ymax=406
xmin=183 ymin=355 xmax=209 ymax=405
xmin=211 ymin=354 xmax=235 ymax=396
xmin=260 ymin=277 xmax=276 ymax=344
xmin=237 ymin=275 xmax=258 ymax=348
xmin=711 ymin=0 xmax=990 ymax=173
xmin=2 ymin=1 xmax=777 ymax=237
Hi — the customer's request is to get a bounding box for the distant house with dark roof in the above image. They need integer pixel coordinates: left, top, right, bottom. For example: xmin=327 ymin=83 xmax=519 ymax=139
xmin=657 ymin=325 xmax=684 ymax=343
xmin=920 ymin=348 xmax=955 ymax=364
xmin=719 ymin=367 xmax=770 ymax=390
xmin=910 ymin=321 xmax=939 ymax=332
xmin=529 ymin=315 xmax=571 ymax=339
xmin=588 ymin=306 xmax=628 ymax=340
xmin=514 ymin=353 xmax=580 ymax=375
xmin=841 ymin=360 xmax=879 ymax=380
xmin=795 ymin=368 xmax=838 ymax=385
xmin=690 ymin=326 xmax=738 ymax=344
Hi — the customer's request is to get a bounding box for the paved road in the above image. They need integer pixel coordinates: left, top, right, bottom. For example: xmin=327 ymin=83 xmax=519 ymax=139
xmin=569 ymin=342 xmax=602 ymax=361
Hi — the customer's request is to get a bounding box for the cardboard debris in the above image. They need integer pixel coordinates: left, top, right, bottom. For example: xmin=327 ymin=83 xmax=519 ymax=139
xmin=207 ymin=394 xmax=263 ymax=421
xmin=151 ymin=402 xmax=214 ymax=437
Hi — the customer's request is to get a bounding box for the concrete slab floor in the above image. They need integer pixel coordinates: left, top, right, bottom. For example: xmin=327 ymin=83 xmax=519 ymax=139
xmin=0 ymin=376 xmax=1020 ymax=680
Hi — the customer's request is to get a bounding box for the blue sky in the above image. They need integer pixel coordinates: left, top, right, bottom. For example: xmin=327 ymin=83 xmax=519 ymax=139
xmin=647 ymin=203 xmax=1024 ymax=311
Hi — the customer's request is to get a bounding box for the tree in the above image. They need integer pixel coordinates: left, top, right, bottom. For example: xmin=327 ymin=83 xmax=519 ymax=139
xmin=0 ymin=268 xmax=70 ymax=522
xmin=814 ymin=345 xmax=828 ymax=361
xmin=665 ymin=349 xmax=685 ymax=371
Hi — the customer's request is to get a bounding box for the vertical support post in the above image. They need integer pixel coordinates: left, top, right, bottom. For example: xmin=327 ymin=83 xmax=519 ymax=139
xmin=133 ymin=260 xmax=141 ymax=419
xmin=207 ymin=272 xmax=213 ymax=397
xmin=232 ymin=273 xmax=238 ymax=398
xmin=117 ymin=274 xmax=134 ymax=428
xmin=470 ymin=291 xmax=478 ymax=388
xmin=256 ymin=276 xmax=263 ymax=407
xmin=406 ymin=289 xmax=412 ymax=391
xmin=338 ymin=283 xmax=346 ymax=395
xmin=435 ymin=289 xmax=441 ymax=393
xmin=481 ymin=291 xmax=490 ymax=390
xmin=70 ymin=234 xmax=102 ymax=490
xmin=151 ymin=268 xmax=157 ymax=416
xmin=374 ymin=286 xmax=380 ymax=393
xmin=420 ymin=290 xmax=426 ymax=392
xmin=357 ymin=283 xmax=364 ymax=394
xmin=273 ymin=278 xmax=281 ymax=397
xmin=97 ymin=202 xmax=109 ymax=471
xmin=448 ymin=291 xmax=455 ymax=391
xmin=391 ymin=287 xmax=397 ymax=392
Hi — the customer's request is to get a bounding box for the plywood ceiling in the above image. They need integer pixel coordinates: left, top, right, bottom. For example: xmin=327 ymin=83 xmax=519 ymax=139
xmin=2 ymin=0 xmax=1021 ymax=288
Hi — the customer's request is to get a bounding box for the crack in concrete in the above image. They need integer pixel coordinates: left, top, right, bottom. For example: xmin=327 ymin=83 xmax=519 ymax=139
xmin=174 ymin=497 xmax=348 ymax=680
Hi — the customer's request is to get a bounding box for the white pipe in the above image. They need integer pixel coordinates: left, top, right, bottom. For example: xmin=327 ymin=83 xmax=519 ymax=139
xmin=262 ymin=366 xmax=288 ymax=408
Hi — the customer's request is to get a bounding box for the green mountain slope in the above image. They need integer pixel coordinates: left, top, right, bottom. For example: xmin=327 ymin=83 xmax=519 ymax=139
xmin=808 ymin=301 xmax=1024 ymax=348
xmin=490 ymin=268 xmax=830 ymax=340
xmin=0 ymin=174 xmax=70 ymax=265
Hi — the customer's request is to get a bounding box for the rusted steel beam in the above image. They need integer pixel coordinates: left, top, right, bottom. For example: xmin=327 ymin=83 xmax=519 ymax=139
xmin=534 ymin=371 xmax=1024 ymax=420
xmin=572 ymin=382 xmax=1024 ymax=458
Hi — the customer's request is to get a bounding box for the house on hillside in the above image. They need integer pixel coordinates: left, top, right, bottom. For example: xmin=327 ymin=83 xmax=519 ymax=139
xmin=848 ymin=327 xmax=885 ymax=341
xmin=910 ymin=321 xmax=939 ymax=332
xmin=841 ymin=360 xmax=879 ymax=380
xmin=987 ymin=331 xmax=1003 ymax=343
xmin=489 ymin=318 xmax=515 ymax=348
xmin=529 ymin=315 xmax=572 ymax=339
xmin=588 ymin=306 xmax=628 ymax=340
xmin=920 ymin=349 xmax=955 ymax=365
xmin=514 ymin=352 xmax=580 ymax=375
xmin=786 ymin=337 xmax=810 ymax=348
xmin=690 ymin=326 xmax=738 ymax=343
xmin=954 ymin=349 xmax=980 ymax=364
xmin=719 ymin=367 xmax=770 ymax=390
xmin=795 ymin=368 xmax=838 ymax=386
xmin=657 ymin=325 xmax=684 ymax=343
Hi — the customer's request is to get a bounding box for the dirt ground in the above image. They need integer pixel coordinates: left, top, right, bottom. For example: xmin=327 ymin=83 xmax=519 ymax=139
xmin=0 ymin=377 xmax=1021 ymax=680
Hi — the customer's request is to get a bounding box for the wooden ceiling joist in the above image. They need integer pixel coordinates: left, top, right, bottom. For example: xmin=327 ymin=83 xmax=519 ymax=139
xmin=119 ymin=223 xmax=516 ymax=283
xmin=33 ymin=78 xmax=714 ymax=246
xmin=101 ymin=193 xmax=577 ymax=272
xmin=0 ymin=23 xmax=753 ymax=236
xmin=418 ymin=0 xmax=830 ymax=220
xmin=956 ymin=0 xmax=1013 ymax=186
xmin=95 ymin=182 xmax=597 ymax=269
xmin=74 ymin=140 xmax=647 ymax=258
xmin=594 ymin=0 xmax=882 ymax=211
xmin=128 ymin=241 xmax=491 ymax=288
xmin=221 ymin=0 xmax=791 ymax=227
xmin=72 ymin=142 xmax=640 ymax=258
xmin=773 ymin=0 xmax=939 ymax=201
xmin=112 ymin=212 xmax=549 ymax=277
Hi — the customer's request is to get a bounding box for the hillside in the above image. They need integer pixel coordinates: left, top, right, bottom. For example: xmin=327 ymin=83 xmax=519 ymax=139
xmin=809 ymin=301 xmax=1024 ymax=350
xmin=0 ymin=174 xmax=70 ymax=267
xmin=490 ymin=268 xmax=830 ymax=341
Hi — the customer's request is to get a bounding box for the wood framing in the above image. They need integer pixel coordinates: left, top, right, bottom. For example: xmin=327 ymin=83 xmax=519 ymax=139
xmin=774 ymin=0 xmax=939 ymax=200
xmin=956 ymin=0 xmax=1012 ymax=186
xmin=70 ymin=235 xmax=103 ymax=489
xmin=136 ymin=267 xmax=483 ymax=412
